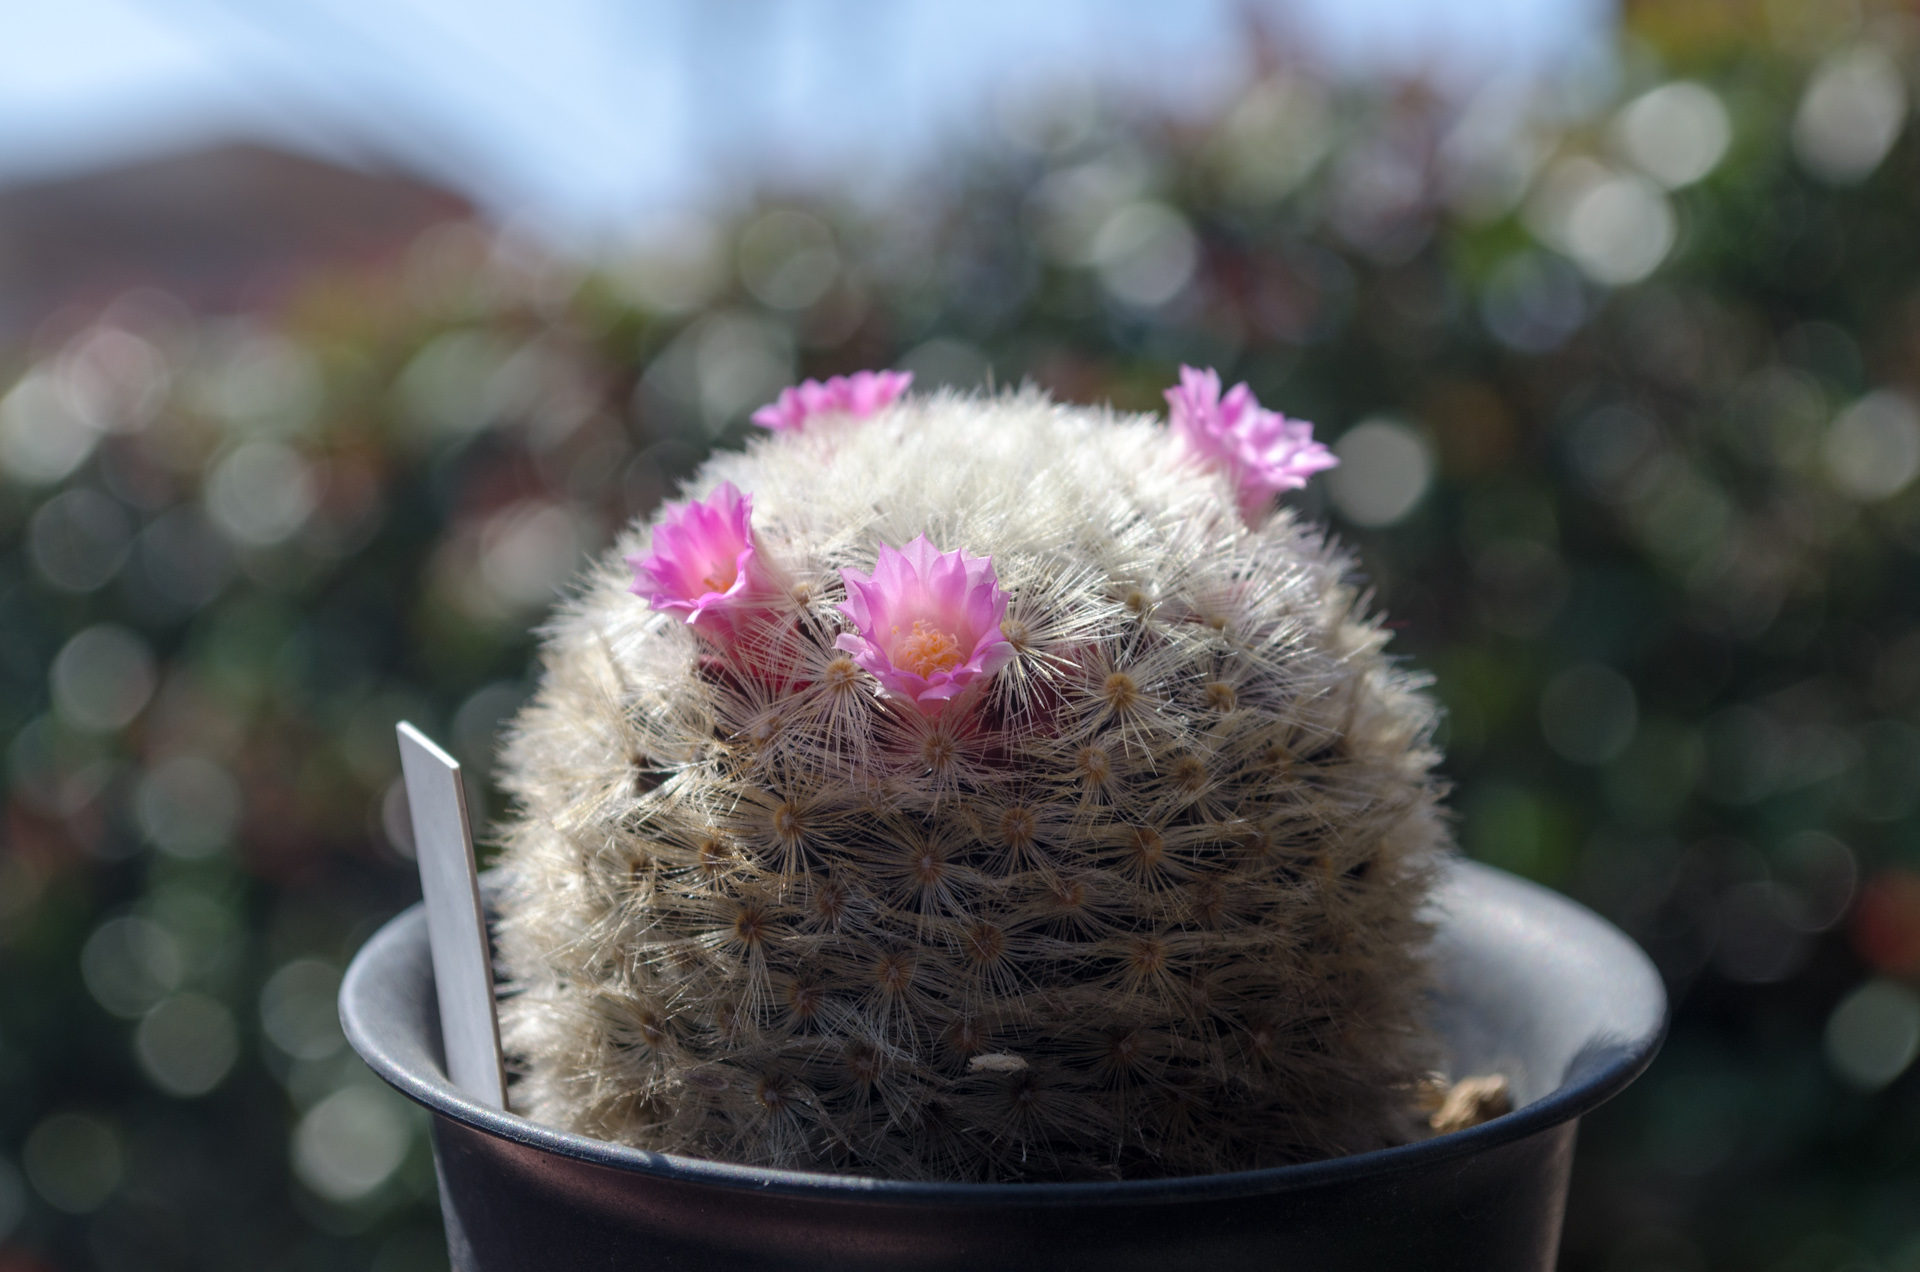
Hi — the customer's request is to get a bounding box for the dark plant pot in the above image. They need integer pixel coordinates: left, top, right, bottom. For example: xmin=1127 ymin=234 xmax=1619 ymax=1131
xmin=341 ymin=859 xmax=1664 ymax=1272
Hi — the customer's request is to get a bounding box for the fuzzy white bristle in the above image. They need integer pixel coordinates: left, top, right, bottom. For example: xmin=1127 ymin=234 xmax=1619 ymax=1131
xmin=492 ymin=387 xmax=1449 ymax=1182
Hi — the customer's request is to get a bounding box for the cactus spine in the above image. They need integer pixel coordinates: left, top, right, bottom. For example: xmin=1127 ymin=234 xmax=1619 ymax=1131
xmin=493 ymin=388 xmax=1448 ymax=1181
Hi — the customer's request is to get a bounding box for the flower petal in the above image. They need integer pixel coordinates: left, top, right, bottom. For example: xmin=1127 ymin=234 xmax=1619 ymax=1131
xmin=834 ymin=535 xmax=1013 ymax=714
xmin=1165 ymin=364 xmax=1337 ymax=525
xmin=750 ymin=369 xmax=912 ymax=433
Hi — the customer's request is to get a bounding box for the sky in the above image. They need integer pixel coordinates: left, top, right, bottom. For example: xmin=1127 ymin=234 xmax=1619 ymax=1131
xmin=0 ymin=0 xmax=1613 ymax=240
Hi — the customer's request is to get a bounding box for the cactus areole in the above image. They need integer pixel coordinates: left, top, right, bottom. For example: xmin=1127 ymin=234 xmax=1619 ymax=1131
xmin=494 ymin=372 xmax=1450 ymax=1182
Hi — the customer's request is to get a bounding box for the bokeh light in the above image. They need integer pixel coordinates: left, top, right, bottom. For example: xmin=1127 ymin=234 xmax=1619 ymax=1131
xmin=1613 ymin=81 xmax=1731 ymax=189
xmin=134 ymin=993 xmax=240 ymax=1097
xmin=1822 ymin=390 xmax=1920 ymax=502
xmin=1539 ymin=665 xmax=1639 ymax=767
xmin=1327 ymin=419 xmax=1431 ymax=527
xmin=1792 ymin=46 xmax=1908 ymax=185
xmin=49 ymin=625 xmax=155 ymax=733
xmin=1825 ymin=980 xmax=1920 ymax=1091
xmin=22 ymin=1115 xmax=122 ymax=1216
xmin=261 ymin=960 xmax=347 ymax=1062
xmin=292 ymin=1087 xmax=415 ymax=1205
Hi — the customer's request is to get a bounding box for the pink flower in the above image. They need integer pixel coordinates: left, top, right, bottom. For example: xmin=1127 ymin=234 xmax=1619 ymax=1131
xmin=627 ymin=482 xmax=768 ymax=636
xmin=836 ymin=535 xmax=1014 ymax=714
xmin=1164 ymin=365 xmax=1337 ymax=523
xmin=751 ymin=369 xmax=913 ymax=433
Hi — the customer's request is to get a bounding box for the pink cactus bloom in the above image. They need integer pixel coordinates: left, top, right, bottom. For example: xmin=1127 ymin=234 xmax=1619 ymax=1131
xmin=1165 ymin=365 xmax=1337 ymax=523
xmin=627 ymin=482 xmax=766 ymax=635
xmin=836 ymin=535 xmax=1014 ymax=714
xmin=751 ymin=369 xmax=913 ymax=433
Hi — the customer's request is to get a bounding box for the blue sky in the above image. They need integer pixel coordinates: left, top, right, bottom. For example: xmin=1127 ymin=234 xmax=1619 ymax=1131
xmin=0 ymin=0 xmax=1611 ymax=239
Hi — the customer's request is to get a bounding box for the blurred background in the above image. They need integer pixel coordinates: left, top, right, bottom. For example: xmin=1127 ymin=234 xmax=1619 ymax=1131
xmin=2 ymin=0 xmax=1918 ymax=1267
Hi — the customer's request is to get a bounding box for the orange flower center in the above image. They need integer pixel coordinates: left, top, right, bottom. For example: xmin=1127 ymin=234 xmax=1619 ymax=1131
xmin=894 ymin=619 xmax=964 ymax=678
xmin=700 ymin=559 xmax=739 ymax=594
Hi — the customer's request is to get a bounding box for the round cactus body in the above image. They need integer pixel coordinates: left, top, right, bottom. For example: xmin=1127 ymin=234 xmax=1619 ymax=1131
xmin=493 ymin=386 xmax=1449 ymax=1182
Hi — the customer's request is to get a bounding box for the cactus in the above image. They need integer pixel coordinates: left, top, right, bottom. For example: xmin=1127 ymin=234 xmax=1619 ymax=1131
xmin=492 ymin=380 xmax=1449 ymax=1182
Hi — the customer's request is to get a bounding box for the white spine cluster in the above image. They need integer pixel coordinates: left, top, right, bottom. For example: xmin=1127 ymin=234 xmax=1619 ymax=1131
xmin=493 ymin=388 xmax=1448 ymax=1181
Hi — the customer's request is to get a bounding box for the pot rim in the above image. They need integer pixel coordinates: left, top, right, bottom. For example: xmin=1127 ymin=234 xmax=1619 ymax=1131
xmin=341 ymin=858 xmax=1665 ymax=1208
